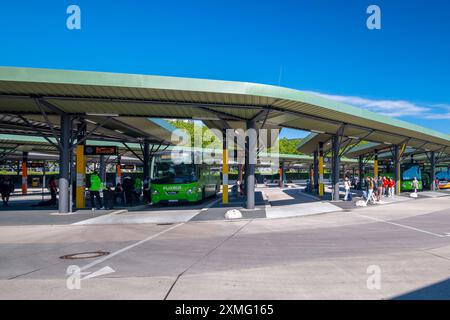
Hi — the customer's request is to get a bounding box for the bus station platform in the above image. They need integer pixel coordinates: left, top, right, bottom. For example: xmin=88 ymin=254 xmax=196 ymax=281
xmin=3 ymin=183 xmax=448 ymax=228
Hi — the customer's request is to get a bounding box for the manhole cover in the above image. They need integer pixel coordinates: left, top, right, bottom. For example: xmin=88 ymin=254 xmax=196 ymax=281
xmin=59 ymin=251 xmax=110 ymax=260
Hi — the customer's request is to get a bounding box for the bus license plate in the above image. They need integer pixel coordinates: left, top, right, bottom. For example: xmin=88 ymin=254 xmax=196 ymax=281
xmin=169 ymin=200 xmax=178 ymax=203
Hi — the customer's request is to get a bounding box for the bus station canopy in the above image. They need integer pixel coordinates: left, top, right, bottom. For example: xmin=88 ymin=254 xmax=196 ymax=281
xmin=1 ymin=66 xmax=449 ymax=159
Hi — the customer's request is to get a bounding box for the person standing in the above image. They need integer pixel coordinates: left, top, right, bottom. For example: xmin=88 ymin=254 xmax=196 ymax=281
xmin=122 ymin=176 xmax=134 ymax=206
xmin=134 ymin=177 xmax=142 ymax=203
xmin=0 ymin=176 xmax=15 ymax=207
xmin=412 ymin=177 xmax=419 ymax=194
xmin=89 ymin=171 xmax=104 ymax=210
xmin=377 ymin=176 xmax=383 ymax=201
xmin=143 ymin=176 xmax=151 ymax=204
xmin=388 ymin=178 xmax=395 ymax=197
xmin=344 ymin=177 xmax=351 ymax=201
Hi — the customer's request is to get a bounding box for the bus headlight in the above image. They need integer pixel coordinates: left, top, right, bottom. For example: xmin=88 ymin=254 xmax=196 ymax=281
xmin=151 ymin=190 xmax=159 ymax=195
xmin=186 ymin=189 xmax=193 ymax=194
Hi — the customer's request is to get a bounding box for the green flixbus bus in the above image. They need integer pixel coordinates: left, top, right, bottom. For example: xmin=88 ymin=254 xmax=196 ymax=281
xmin=150 ymin=151 xmax=221 ymax=204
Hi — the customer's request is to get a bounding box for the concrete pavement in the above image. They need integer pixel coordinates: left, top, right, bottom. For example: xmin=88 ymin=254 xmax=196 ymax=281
xmin=1 ymin=196 xmax=450 ymax=299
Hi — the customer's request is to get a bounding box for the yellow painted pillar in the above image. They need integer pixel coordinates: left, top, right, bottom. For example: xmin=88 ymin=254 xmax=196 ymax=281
xmin=76 ymin=144 xmax=86 ymax=209
xmin=373 ymin=149 xmax=379 ymax=178
xmin=21 ymin=152 xmax=28 ymax=195
xmin=319 ymin=142 xmax=324 ymax=197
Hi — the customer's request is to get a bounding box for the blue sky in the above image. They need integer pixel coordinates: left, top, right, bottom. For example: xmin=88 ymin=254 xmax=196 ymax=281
xmin=1 ymin=0 xmax=449 ymax=139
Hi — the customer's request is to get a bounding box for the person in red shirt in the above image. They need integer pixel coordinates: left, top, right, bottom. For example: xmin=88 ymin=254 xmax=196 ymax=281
xmin=388 ymin=178 xmax=395 ymax=197
xmin=382 ymin=176 xmax=388 ymax=197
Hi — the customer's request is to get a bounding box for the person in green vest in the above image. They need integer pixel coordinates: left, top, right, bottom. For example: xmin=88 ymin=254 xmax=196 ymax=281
xmin=90 ymin=171 xmax=104 ymax=210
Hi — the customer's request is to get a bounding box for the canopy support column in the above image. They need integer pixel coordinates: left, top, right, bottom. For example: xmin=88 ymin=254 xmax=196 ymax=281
xmin=318 ymin=142 xmax=324 ymax=197
xmin=430 ymin=151 xmax=436 ymax=191
xmin=279 ymin=161 xmax=285 ymax=188
xmin=99 ymin=155 xmax=106 ymax=184
xmin=76 ymin=121 xmax=86 ymax=209
xmin=21 ymin=151 xmax=28 ymax=195
xmin=394 ymin=145 xmax=400 ymax=195
xmin=332 ymin=135 xmax=341 ymax=201
xmin=59 ymin=114 xmax=71 ymax=214
xmin=374 ymin=149 xmax=379 ymax=178
xmin=246 ymin=120 xmax=256 ymax=209
xmin=358 ymin=155 xmax=364 ymax=190
xmin=143 ymin=140 xmax=150 ymax=180
xmin=222 ymin=129 xmax=229 ymax=204
xmin=116 ymin=155 xmax=122 ymax=185
xmin=313 ymin=150 xmax=319 ymax=194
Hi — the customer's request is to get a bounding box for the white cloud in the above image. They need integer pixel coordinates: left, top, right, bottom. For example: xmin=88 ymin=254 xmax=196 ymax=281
xmin=424 ymin=113 xmax=450 ymax=120
xmin=304 ymin=91 xmax=432 ymax=118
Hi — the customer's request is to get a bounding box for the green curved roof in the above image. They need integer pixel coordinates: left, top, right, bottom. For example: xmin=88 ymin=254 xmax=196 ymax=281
xmin=0 ymin=66 xmax=449 ymax=155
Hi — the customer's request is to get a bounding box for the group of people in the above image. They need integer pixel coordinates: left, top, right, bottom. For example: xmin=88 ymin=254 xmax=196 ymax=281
xmin=362 ymin=176 xmax=398 ymax=204
xmin=88 ymin=172 xmax=152 ymax=210
xmin=343 ymin=176 xmax=399 ymax=204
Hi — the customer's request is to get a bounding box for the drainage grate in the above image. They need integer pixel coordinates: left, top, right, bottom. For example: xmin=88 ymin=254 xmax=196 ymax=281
xmin=59 ymin=251 xmax=110 ymax=260
xmin=157 ymin=223 xmax=174 ymax=226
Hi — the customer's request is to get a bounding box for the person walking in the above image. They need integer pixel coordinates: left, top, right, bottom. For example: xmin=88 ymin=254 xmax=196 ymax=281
xmin=365 ymin=177 xmax=375 ymax=205
xmin=89 ymin=171 xmax=104 ymax=210
xmin=0 ymin=176 xmax=15 ymax=207
xmin=344 ymin=177 xmax=351 ymax=201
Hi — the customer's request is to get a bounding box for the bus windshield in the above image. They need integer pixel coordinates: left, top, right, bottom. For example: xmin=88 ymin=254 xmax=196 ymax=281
xmin=152 ymin=156 xmax=197 ymax=184
xmin=402 ymin=165 xmax=421 ymax=181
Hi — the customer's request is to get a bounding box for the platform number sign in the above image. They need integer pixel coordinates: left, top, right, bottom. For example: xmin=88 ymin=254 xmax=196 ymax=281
xmin=84 ymin=146 xmax=118 ymax=156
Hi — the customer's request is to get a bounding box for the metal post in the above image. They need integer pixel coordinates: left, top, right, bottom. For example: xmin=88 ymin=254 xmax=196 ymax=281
xmin=374 ymin=149 xmax=378 ymax=178
xmin=246 ymin=120 xmax=256 ymax=209
xmin=430 ymin=151 xmax=436 ymax=191
xmin=42 ymin=162 xmax=46 ymax=202
xmin=332 ymin=135 xmax=340 ymax=201
xmin=394 ymin=145 xmax=400 ymax=195
xmin=279 ymin=162 xmax=285 ymax=188
xmin=99 ymin=155 xmax=106 ymax=183
xmin=116 ymin=155 xmax=122 ymax=185
xmin=143 ymin=140 xmax=150 ymax=180
xmin=319 ymin=142 xmax=324 ymax=197
xmin=313 ymin=150 xmax=319 ymax=193
xmin=21 ymin=152 xmax=28 ymax=195
xmin=222 ymin=129 xmax=229 ymax=204
xmin=59 ymin=114 xmax=71 ymax=214
xmin=358 ymin=155 xmax=364 ymax=190
xmin=76 ymin=121 xmax=86 ymax=209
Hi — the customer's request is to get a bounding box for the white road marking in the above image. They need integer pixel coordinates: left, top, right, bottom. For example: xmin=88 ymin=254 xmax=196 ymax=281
xmin=80 ymin=223 xmax=183 ymax=271
xmin=356 ymin=214 xmax=446 ymax=238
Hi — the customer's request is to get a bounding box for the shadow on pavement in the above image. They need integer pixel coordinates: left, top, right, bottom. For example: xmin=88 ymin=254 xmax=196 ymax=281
xmin=392 ymin=277 xmax=450 ymax=300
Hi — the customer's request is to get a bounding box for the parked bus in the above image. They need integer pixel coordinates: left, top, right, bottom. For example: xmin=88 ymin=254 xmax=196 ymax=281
xmin=150 ymin=151 xmax=221 ymax=204
xmin=436 ymin=166 xmax=450 ymax=189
